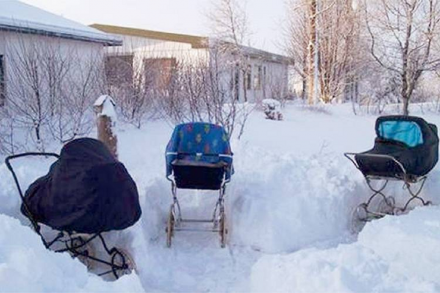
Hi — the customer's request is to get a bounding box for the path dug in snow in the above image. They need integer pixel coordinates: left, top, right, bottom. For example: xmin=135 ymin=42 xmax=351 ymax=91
xmin=1 ymin=104 xmax=440 ymax=292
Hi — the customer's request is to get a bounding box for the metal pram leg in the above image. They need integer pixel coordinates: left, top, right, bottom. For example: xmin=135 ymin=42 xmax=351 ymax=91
xmin=58 ymin=233 xmax=135 ymax=279
xmin=345 ymin=152 xmax=432 ymax=233
xmin=166 ymin=182 xmax=228 ymax=248
xmin=352 ymin=175 xmax=430 ymax=233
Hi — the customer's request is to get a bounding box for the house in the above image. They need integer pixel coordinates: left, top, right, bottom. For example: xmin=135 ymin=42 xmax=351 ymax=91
xmin=91 ymin=24 xmax=293 ymax=103
xmin=0 ymin=1 xmax=121 ymax=106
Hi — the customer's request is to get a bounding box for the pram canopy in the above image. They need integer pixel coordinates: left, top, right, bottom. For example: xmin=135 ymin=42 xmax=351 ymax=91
xmin=22 ymin=138 xmax=141 ymax=234
xmin=356 ymin=115 xmax=439 ymax=177
xmin=166 ymin=122 xmax=233 ymax=189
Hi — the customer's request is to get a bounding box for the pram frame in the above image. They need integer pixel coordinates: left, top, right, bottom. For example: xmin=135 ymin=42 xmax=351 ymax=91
xmin=5 ymin=152 xmax=133 ymax=279
xmin=165 ymin=152 xmax=232 ymax=248
xmin=344 ymin=152 xmax=430 ymax=224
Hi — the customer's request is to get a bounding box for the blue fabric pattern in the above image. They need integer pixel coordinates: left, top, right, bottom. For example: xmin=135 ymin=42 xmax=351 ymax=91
xmin=166 ymin=122 xmax=233 ymax=180
xmin=378 ymin=121 xmax=424 ymax=147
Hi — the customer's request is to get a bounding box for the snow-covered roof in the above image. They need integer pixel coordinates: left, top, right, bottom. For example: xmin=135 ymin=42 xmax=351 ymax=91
xmin=0 ymin=1 xmax=121 ymax=46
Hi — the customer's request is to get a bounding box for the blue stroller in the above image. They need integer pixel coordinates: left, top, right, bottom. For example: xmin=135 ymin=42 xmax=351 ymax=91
xmin=165 ymin=122 xmax=233 ymax=247
xmin=345 ymin=115 xmax=438 ymax=231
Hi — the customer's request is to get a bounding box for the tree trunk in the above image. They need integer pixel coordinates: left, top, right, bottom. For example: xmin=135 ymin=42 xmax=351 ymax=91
xmin=307 ymin=0 xmax=317 ymax=105
xmin=401 ymin=73 xmax=409 ymax=116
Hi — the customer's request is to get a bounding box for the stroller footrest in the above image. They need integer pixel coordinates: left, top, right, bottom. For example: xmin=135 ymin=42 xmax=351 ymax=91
xmin=180 ymin=218 xmax=215 ymax=223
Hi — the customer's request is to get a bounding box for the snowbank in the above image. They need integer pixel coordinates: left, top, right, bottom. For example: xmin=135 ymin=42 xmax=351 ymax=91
xmin=228 ymin=144 xmax=366 ymax=253
xmin=249 ymin=206 xmax=440 ymax=292
xmin=2 ymin=104 xmax=440 ymax=292
xmin=0 ymin=214 xmax=144 ymax=292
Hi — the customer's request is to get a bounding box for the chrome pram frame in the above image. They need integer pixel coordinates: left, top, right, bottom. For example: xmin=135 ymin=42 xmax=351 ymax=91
xmin=5 ymin=153 xmax=134 ymax=279
xmin=344 ymin=152 xmax=431 ymax=231
xmin=165 ymin=152 xmax=232 ymax=248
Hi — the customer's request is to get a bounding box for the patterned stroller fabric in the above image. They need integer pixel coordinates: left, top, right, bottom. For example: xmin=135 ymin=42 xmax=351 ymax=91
xmin=166 ymin=122 xmax=233 ymax=181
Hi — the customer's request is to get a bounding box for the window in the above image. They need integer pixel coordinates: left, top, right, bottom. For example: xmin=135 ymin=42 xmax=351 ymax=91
xmin=105 ymin=55 xmax=134 ymax=87
xmin=245 ymin=65 xmax=252 ymax=90
xmin=254 ymin=65 xmax=262 ymax=90
xmin=234 ymin=65 xmax=240 ymax=101
xmin=0 ymin=55 xmax=5 ymax=106
xmin=143 ymin=57 xmax=176 ymax=90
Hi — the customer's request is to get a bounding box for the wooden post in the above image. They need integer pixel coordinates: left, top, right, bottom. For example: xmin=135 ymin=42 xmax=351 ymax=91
xmin=94 ymin=95 xmax=118 ymax=158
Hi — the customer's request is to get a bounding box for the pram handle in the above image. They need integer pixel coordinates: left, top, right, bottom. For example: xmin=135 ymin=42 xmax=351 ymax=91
xmin=4 ymin=152 xmax=60 ymax=238
xmin=5 ymin=152 xmax=60 ymax=169
xmin=166 ymin=152 xmax=233 ymax=158
xmin=344 ymin=152 xmax=407 ymax=175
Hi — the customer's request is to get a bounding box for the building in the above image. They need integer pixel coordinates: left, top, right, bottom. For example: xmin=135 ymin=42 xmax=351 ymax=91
xmin=0 ymin=1 xmax=121 ymax=105
xmin=91 ymin=24 xmax=292 ymax=103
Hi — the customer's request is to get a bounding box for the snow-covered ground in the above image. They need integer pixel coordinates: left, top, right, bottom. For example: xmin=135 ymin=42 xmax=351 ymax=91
xmin=1 ymin=103 xmax=440 ymax=292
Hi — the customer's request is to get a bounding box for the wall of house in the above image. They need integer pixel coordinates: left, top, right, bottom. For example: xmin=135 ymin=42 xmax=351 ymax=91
xmin=227 ymin=58 xmax=289 ymax=103
xmin=0 ymin=30 xmax=106 ymax=104
xmin=101 ymin=33 xmax=290 ymax=104
xmin=105 ymin=34 xmax=209 ymax=67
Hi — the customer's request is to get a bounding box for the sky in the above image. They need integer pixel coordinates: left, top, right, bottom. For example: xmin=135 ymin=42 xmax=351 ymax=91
xmin=17 ymin=0 xmax=288 ymax=54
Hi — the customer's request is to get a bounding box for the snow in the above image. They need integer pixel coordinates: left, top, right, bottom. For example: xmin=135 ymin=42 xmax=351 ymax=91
xmin=0 ymin=214 xmax=144 ymax=292
xmin=262 ymin=98 xmax=281 ymax=108
xmin=249 ymin=206 xmax=440 ymax=292
xmin=1 ymin=103 xmax=440 ymax=292
xmin=0 ymin=1 xmax=119 ymax=44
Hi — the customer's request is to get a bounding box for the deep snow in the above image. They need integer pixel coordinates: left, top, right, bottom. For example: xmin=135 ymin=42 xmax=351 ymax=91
xmin=1 ymin=103 xmax=440 ymax=292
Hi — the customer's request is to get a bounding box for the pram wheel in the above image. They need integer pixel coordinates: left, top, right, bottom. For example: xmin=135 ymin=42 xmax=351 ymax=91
xmin=111 ymin=248 xmax=135 ymax=279
xmin=219 ymin=213 xmax=227 ymax=248
xmin=68 ymin=236 xmax=95 ymax=270
xmin=166 ymin=205 xmax=175 ymax=248
xmin=351 ymin=203 xmax=368 ymax=234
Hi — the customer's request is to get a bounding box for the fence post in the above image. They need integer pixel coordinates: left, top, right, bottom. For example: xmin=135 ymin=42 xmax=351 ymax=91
xmin=94 ymin=95 xmax=118 ymax=158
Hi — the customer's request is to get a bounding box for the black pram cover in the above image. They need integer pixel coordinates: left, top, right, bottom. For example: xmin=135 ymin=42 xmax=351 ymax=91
xmin=22 ymin=138 xmax=141 ymax=234
xmin=355 ymin=115 xmax=439 ymax=178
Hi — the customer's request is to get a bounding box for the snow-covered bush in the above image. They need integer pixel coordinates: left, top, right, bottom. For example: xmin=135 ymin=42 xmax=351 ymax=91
xmin=262 ymin=98 xmax=283 ymax=120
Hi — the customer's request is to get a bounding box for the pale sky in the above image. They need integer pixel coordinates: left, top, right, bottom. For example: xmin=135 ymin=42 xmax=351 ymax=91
xmin=18 ymin=0 xmax=288 ymax=54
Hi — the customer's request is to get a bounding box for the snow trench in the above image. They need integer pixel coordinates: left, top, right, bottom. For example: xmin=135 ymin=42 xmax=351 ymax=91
xmin=1 ymin=106 xmax=440 ymax=292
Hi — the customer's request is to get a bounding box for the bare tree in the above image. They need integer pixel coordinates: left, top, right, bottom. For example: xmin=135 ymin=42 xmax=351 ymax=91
xmin=2 ymin=34 xmax=105 ymax=153
xmin=286 ymin=0 xmax=362 ymax=104
xmin=284 ymin=0 xmax=310 ymax=100
xmin=365 ymin=0 xmax=440 ymax=115
xmin=104 ymin=42 xmax=162 ymax=128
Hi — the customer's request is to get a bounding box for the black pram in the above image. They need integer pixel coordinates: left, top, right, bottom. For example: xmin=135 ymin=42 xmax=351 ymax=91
xmin=345 ymin=115 xmax=438 ymax=231
xmin=6 ymin=138 xmax=141 ymax=279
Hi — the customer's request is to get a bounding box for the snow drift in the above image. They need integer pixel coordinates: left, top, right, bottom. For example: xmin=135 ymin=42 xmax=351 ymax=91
xmin=249 ymin=206 xmax=440 ymax=292
xmin=0 ymin=214 xmax=143 ymax=292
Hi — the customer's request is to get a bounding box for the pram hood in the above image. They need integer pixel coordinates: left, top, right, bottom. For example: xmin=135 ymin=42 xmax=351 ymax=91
xmin=22 ymin=138 xmax=142 ymax=234
xmin=375 ymin=115 xmax=438 ymax=147
xmin=356 ymin=115 xmax=439 ymax=177
xmin=165 ymin=122 xmax=233 ymax=180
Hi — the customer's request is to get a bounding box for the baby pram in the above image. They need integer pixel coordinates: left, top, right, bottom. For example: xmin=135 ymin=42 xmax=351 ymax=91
xmin=345 ymin=115 xmax=438 ymax=231
xmin=165 ymin=122 xmax=233 ymax=248
xmin=5 ymin=138 xmax=142 ymax=279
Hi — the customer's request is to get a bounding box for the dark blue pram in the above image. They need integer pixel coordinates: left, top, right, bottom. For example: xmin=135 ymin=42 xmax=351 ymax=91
xmin=345 ymin=115 xmax=438 ymax=232
xmin=165 ymin=122 xmax=233 ymax=247
xmin=5 ymin=138 xmax=141 ymax=279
